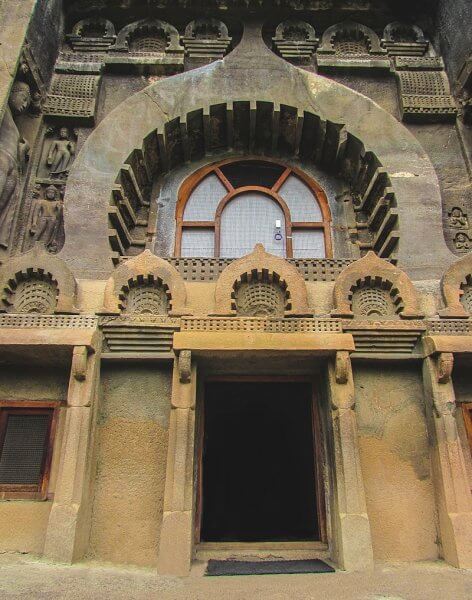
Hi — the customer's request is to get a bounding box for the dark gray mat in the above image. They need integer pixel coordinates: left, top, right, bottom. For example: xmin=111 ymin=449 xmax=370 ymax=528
xmin=205 ymin=559 xmax=335 ymax=576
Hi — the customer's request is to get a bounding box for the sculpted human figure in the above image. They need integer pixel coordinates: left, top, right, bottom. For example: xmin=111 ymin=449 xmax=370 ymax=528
xmin=0 ymin=81 xmax=31 ymax=249
xmin=47 ymin=128 xmax=76 ymax=176
xmin=29 ymin=185 xmax=63 ymax=252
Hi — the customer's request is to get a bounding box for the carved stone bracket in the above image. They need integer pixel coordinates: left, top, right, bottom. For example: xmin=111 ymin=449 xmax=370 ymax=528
xmin=178 ymin=350 xmax=192 ymax=384
xmin=72 ymin=346 xmax=88 ymax=381
xmin=437 ymin=352 xmax=454 ymax=384
xmin=335 ymin=350 xmax=350 ymax=384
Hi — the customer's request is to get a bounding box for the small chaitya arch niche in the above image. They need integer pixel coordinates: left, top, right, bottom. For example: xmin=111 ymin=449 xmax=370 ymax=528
xmin=175 ymin=159 xmax=332 ymax=259
xmin=349 ymin=278 xmax=403 ymax=319
xmin=119 ymin=276 xmax=170 ymax=315
xmin=3 ymin=273 xmax=58 ymax=314
xmin=460 ymin=276 xmax=472 ymax=314
xmin=233 ymin=271 xmax=290 ymax=317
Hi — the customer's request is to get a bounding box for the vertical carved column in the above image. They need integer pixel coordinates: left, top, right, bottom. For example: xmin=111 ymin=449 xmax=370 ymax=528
xmin=328 ymin=351 xmax=374 ymax=570
xmin=423 ymin=354 xmax=472 ymax=568
xmin=157 ymin=351 xmax=197 ymax=576
xmin=44 ymin=345 xmax=100 ymax=563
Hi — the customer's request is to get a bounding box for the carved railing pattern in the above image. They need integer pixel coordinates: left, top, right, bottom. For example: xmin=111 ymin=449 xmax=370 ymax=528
xmin=181 ymin=317 xmax=342 ymax=333
xmin=0 ymin=314 xmax=98 ymax=328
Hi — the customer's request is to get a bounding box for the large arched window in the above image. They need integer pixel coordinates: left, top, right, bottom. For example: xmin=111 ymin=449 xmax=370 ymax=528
xmin=175 ymin=159 xmax=332 ymax=258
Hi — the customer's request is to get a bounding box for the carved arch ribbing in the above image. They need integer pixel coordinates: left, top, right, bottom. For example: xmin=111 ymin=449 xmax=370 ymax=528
xmin=439 ymin=252 xmax=472 ymax=318
xmin=115 ymin=19 xmax=182 ymax=52
xmin=101 ymin=249 xmax=187 ymax=315
xmin=318 ymin=21 xmax=386 ymax=55
xmin=332 ymin=251 xmax=422 ymax=319
xmin=213 ymin=244 xmax=310 ymax=316
xmin=0 ymin=248 xmax=78 ymax=313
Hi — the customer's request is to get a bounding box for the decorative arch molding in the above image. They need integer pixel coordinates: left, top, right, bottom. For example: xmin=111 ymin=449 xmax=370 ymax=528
xmin=59 ymin=28 xmax=452 ymax=280
xmin=382 ymin=22 xmax=429 ymax=57
xmin=71 ymin=18 xmax=116 ymax=38
xmin=0 ymin=248 xmax=78 ymax=314
xmin=332 ymin=251 xmax=423 ymax=319
xmin=274 ymin=19 xmax=317 ymax=43
xmin=108 ymin=101 xmax=398 ymax=263
xmin=213 ymin=243 xmax=310 ymax=316
xmin=115 ymin=19 xmax=183 ymax=53
xmin=383 ymin=22 xmax=427 ymax=45
xmin=272 ymin=19 xmax=318 ymax=63
xmin=184 ymin=18 xmax=229 ymax=40
xmin=439 ymin=253 xmax=472 ymax=318
xmin=318 ymin=21 xmax=386 ymax=55
xmin=101 ymin=249 xmax=187 ymax=315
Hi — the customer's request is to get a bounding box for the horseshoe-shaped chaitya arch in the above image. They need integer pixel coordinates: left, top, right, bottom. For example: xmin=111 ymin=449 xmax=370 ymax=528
xmin=58 ymin=24 xmax=453 ymax=281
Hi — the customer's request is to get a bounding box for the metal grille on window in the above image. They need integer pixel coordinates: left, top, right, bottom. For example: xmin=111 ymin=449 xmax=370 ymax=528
xmin=220 ymin=192 xmax=286 ymax=258
xmin=0 ymin=413 xmax=51 ymax=485
xmin=278 ymin=175 xmax=323 ymax=221
xmin=292 ymin=230 xmax=326 ymax=259
xmin=183 ymin=174 xmax=227 ymax=221
xmin=181 ymin=228 xmax=215 ymax=258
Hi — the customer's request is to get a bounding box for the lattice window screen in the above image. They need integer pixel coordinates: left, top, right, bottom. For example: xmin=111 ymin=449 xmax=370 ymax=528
xmin=181 ymin=228 xmax=215 ymax=257
xmin=183 ymin=174 xmax=227 ymax=221
xmin=220 ymin=192 xmax=286 ymax=258
xmin=0 ymin=413 xmax=51 ymax=485
xmin=292 ymin=230 xmax=326 ymax=258
xmin=278 ymin=175 xmax=322 ymax=221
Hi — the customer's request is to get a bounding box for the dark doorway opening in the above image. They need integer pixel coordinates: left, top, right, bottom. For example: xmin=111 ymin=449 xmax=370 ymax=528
xmin=200 ymin=381 xmax=321 ymax=542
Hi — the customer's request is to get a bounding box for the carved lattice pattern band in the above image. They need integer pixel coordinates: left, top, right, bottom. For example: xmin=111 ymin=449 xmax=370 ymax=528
xmin=181 ymin=317 xmax=342 ymax=333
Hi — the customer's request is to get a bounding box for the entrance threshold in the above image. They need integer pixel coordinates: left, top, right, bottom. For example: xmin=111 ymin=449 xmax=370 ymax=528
xmin=195 ymin=541 xmax=329 ymax=562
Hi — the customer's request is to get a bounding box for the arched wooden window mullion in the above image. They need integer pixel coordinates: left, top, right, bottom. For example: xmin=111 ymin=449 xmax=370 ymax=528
xmin=175 ymin=158 xmax=332 ymax=259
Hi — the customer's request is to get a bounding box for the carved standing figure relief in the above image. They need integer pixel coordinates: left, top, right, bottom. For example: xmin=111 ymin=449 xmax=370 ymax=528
xmin=47 ymin=128 xmax=76 ymax=177
xmin=0 ymin=81 xmax=31 ymax=249
xmin=29 ymin=185 xmax=63 ymax=252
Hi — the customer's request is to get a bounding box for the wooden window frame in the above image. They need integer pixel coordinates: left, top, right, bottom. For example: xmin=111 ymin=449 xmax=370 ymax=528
xmin=175 ymin=157 xmax=333 ymax=259
xmin=462 ymin=402 xmax=472 ymax=456
xmin=0 ymin=401 xmax=60 ymax=501
xmin=194 ymin=375 xmax=327 ymax=545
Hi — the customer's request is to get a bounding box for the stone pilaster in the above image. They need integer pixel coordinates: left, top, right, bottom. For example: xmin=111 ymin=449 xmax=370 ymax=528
xmin=157 ymin=352 xmax=197 ymax=576
xmin=423 ymin=354 xmax=472 ymax=568
xmin=43 ymin=345 xmax=100 ymax=563
xmin=328 ymin=351 xmax=374 ymax=570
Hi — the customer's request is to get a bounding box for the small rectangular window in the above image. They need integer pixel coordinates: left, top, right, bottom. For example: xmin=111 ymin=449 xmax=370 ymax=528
xmin=0 ymin=404 xmax=57 ymax=500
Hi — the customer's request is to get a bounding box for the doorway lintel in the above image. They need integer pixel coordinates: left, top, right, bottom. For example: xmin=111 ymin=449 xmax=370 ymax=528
xmin=173 ymin=331 xmax=355 ymax=355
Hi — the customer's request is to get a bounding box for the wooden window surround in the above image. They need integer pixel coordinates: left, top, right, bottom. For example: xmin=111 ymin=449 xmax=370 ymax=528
xmin=175 ymin=158 xmax=333 ymax=258
xmin=463 ymin=402 xmax=472 ymax=456
xmin=0 ymin=401 xmax=60 ymax=500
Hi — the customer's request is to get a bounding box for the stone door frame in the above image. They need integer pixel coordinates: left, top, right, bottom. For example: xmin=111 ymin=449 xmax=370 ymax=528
xmin=193 ymin=374 xmax=328 ymax=547
xmin=156 ymin=340 xmax=374 ymax=575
